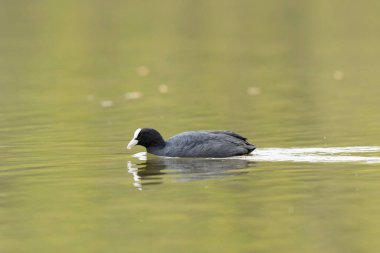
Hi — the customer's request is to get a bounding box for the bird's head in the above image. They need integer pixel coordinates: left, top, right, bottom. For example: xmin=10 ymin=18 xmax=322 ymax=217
xmin=127 ymin=128 xmax=165 ymax=149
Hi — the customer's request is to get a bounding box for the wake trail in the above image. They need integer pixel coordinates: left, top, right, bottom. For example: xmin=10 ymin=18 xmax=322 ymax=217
xmin=242 ymin=146 xmax=380 ymax=164
xmin=132 ymin=146 xmax=380 ymax=164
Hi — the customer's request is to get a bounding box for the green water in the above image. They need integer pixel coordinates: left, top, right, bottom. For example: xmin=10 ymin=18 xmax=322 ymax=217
xmin=1 ymin=1 xmax=380 ymax=252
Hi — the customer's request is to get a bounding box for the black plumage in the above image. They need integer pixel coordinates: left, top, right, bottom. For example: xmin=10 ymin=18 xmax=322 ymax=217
xmin=127 ymin=128 xmax=256 ymax=158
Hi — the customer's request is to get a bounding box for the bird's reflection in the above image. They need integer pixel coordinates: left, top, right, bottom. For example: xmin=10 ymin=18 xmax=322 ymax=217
xmin=127 ymin=156 xmax=255 ymax=190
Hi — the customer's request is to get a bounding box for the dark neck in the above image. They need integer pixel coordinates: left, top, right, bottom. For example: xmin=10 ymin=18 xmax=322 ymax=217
xmin=146 ymin=140 xmax=166 ymax=155
xmin=145 ymin=136 xmax=166 ymax=149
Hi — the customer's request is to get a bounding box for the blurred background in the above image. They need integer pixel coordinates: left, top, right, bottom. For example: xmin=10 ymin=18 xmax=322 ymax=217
xmin=1 ymin=0 xmax=380 ymax=253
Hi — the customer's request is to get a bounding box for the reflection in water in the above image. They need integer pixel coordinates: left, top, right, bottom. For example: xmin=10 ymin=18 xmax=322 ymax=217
xmin=127 ymin=156 xmax=254 ymax=190
xmin=128 ymin=146 xmax=380 ymax=189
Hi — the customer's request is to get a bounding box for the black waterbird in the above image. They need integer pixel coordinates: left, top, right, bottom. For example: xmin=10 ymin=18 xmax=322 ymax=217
xmin=127 ymin=128 xmax=256 ymax=158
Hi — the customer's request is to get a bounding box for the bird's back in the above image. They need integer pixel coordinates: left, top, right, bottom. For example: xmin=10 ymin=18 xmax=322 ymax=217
xmin=163 ymin=131 xmax=255 ymax=157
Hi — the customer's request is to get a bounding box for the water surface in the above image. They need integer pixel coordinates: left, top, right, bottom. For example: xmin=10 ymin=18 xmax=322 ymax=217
xmin=1 ymin=0 xmax=380 ymax=253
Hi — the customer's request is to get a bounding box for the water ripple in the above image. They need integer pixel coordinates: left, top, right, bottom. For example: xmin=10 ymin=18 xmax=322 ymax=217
xmin=132 ymin=146 xmax=380 ymax=164
xmin=241 ymin=146 xmax=380 ymax=164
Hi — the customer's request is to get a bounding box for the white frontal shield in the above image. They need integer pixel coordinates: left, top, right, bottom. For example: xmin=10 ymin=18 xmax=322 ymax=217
xmin=127 ymin=128 xmax=142 ymax=149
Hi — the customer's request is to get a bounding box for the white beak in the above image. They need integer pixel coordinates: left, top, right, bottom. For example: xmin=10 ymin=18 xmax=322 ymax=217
xmin=127 ymin=128 xmax=142 ymax=150
xmin=127 ymin=139 xmax=138 ymax=149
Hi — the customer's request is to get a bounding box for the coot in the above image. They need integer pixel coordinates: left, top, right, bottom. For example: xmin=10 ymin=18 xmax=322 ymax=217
xmin=127 ymin=128 xmax=256 ymax=158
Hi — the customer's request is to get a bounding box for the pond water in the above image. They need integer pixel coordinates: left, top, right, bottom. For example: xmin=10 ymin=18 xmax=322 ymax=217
xmin=1 ymin=1 xmax=380 ymax=253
